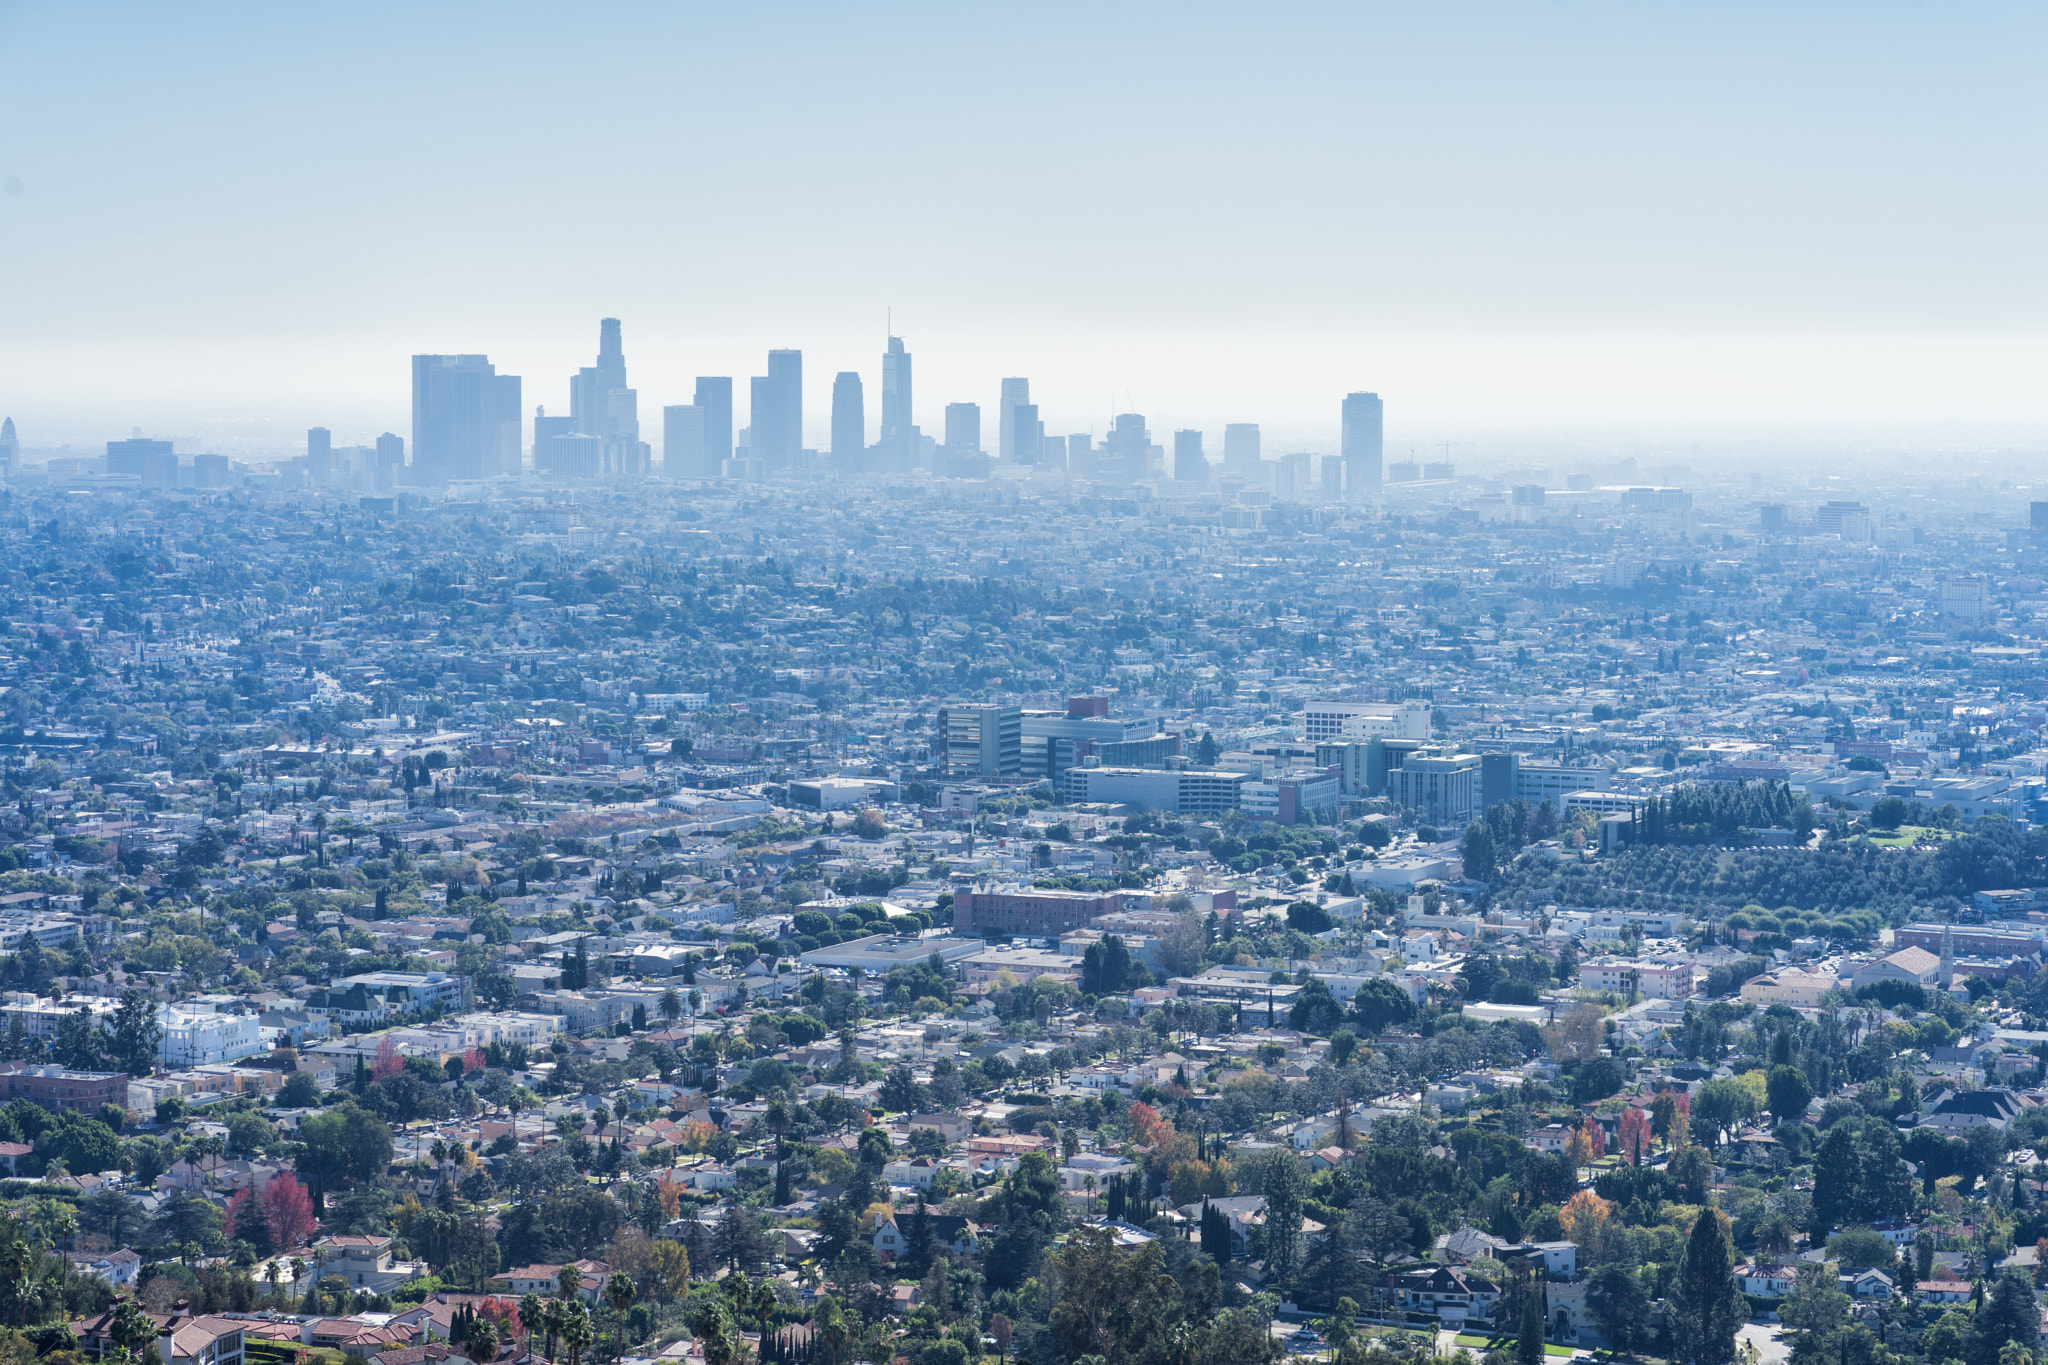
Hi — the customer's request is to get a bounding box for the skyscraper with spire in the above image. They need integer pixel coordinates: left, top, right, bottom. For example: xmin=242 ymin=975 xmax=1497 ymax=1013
xmin=880 ymin=334 xmax=914 ymax=470
xmin=568 ymin=317 xmax=648 ymax=476
xmin=0 ymin=417 xmax=16 ymax=476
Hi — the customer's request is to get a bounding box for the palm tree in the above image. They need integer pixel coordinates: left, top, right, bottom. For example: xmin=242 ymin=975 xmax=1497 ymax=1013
xmin=816 ymin=1300 xmax=851 ymax=1365
xmin=468 ymin=1319 xmax=500 ymax=1363
xmin=660 ymin=988 xmax=682 ymax=1025
xmin=605 ymin=1272 xmax=636 ymax=1361
xmin=764 ymin=1099 xmax=791 ymax=1166
xmin=560 ymin=1302 xmax=595 ymax=1365
xmin=540 ymin=1297 xmax=565 ymax=1362
xmin=0 ymin=1221 xmax=33 ymax=1327
xmin=517 ymin=1294 xmax=545 ymax=1357
xmin=689 ymin=1303 xmax=737 ymax=1365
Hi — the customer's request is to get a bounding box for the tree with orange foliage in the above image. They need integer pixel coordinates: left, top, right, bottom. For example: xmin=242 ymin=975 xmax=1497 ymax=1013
xmin=1126 ymin=1102 xmax=1173 ymax=1148
xmin=1581 ymin=1117 xmax=1607 ymax=1160
xmin=1560 ymin=1189 xmax=1614 ymax=1262
xmin=655 ymin=1170 xmax=683 ymax=1220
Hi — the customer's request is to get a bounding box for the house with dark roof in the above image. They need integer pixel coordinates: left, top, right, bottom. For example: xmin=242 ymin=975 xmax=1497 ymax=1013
xmin=1385 ymin=1265 xmax=1501 ymax=1322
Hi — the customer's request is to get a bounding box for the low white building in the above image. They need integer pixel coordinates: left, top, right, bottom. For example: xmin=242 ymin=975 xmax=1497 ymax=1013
xmin=158 ymin=1005 xmax=263 ymax=1066
xmin=1579 ymin=960 xmax=1695 ymax=999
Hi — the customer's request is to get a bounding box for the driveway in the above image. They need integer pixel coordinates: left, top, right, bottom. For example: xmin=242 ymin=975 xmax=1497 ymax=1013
xmin=1738 ymin=1321 xmax=1789 ymax=1365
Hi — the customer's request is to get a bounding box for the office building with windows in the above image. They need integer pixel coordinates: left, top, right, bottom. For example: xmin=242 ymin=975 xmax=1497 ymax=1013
xmin=831 ymin=371 xmax=864 ymax=466
xmin=1342 ymin=391 xmax=1383 ymax=499
xmin=938 ymin=705 xmax=1022 ymax=778
xmin=411 ymin=354 xmax=521 ymax=483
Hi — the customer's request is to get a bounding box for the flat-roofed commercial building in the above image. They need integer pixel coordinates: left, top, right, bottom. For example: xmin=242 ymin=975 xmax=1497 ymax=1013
xmin=938 ymin=705 xmax=1021 ymax=778
xmin=1061 ymin=765 xmax=1250 ymax=813
xmin=1385 ymin=750 xmax=1481 ymax=826
xmin=956 ymin=888 xmax=1122 ymax=938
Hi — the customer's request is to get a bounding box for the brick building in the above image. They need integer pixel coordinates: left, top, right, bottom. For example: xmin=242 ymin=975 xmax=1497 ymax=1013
xmin=0 ymin=1062 xmax=127 ymax=1114
xmin=955 ymin=888 xmax=1122 ymax=938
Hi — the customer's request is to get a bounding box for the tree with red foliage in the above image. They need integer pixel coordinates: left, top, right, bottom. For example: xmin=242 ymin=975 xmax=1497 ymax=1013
xmin=463 ymin=1046 xmax=488 ymax=1076
xmin=1618 ymin=1106 xmax=1652 ymax=1166
xmin=262 ymin=1173 xmax=318 ymax=1250
xmin=477 ymin=1296 xmax=521 ymax=1339
xmin=373 ymin=1036 xmax=405 ymax=1081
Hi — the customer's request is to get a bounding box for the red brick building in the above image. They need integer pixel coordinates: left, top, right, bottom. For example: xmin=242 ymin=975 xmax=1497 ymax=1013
xmin=0 ymin=1063 xmax=127 ymax=1114
xmin=956 ymin=888 xmax=1121 ymax=937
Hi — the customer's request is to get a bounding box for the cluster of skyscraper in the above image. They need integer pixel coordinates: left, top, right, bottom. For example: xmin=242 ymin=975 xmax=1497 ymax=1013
xmin=398 ymin=320 xmax=1385 ymax=493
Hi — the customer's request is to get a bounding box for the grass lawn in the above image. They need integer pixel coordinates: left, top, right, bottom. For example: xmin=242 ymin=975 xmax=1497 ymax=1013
xmin=1453 ymin=1336 xmax=1575 ymax=1357
xmin=1865 ymin=825 xmax=1956 ymax=847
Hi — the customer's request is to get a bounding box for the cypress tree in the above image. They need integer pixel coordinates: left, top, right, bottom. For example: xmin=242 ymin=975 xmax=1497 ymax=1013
xmin=1517 ymin=1282 xmax=1546 ymax=1365
xmin=1670 ymin=1210 xmax=1744 ymax=1365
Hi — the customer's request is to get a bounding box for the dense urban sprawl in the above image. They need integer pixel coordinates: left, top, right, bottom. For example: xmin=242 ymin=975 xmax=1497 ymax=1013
xmin=3 ymin=378 xmax=2048 ymax=1365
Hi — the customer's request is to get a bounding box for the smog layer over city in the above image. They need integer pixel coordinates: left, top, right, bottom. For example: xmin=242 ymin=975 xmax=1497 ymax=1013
xmin=1 ymin=6 xmax=2047 ymax=1365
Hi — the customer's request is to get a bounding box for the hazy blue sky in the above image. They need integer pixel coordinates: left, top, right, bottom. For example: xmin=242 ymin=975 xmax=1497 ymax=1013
xmin=1 ymin=1 xmax=2044 ymax=457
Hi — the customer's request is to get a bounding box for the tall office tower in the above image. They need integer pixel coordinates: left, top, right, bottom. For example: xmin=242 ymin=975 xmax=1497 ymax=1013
xmin=693 ymin=377 xmax=733 ymax=468
xmin=749 ymin=350 xmax=802 ymax=469
xmin=831 ymin=372 xmax=865 ymax=467
xmin=664 ymin=405 xmax=707 ymax=479
xmin=2032 ymin=502 xmax=2048 ymax=538
xmin=880 ymin=336 xmax=912 ymax=458
xmin=307 ymin=427 xmax=332 ymax=482
xmin=1320 ymin=455 xmax=1345 ymax=499
xmin=1173 ymin=430 xmax=1206 ymax=482
xmin=374 ymin=432 xmax=404 ymax=490
xmin=1011 ymin=403 xmax=1041 ymax=463
xmin=567 ymin=318 xmax=646 ymax=475
xmin=1341 ymin=391 xmax=1384 ymax=499
xmin=492 ymin=373 xmax=523 ymax=475
xmin=1223 ymin=423 xmax=1261 ymax=472
xmin=1279 ymin=452 xmax=1312 ymax=497
xmin=1101 ymin=413 xmax=1152 ymax=484
xmin=1068 ymin=433 xmax=1091 ymax=473
xmin=0 ymin=417 xmax=15 ymax=475
xmin=944 ymin=402 xmax=981 ymax=454
xmin=411 ymin=355 xmax=521 ymax=483
xmin=998 ymin=377 xmax=1030 ymax=460
xmin=533 ymin=407 xmax=575 ymax=475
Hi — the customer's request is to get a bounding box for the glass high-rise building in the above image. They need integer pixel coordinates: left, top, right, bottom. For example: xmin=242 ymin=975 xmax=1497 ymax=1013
xmin=944 ymin=402 xmax=980 ymax=454
xmin=694 ymin=377 xmax=733 ymax=468
xmin=411 ymin=355 xmax=521 ymax=483
xmin=831 ymin=371 xmax=865 ymax=466
xmin=664 ymin=405 xmax=707 ymax=478
xmin=880 ymin=336 xmax=912 ymax=460
xmin=998 ymin=377 xmax=1030 ymax=461
xmin=1341 ymin=391 xmax=1383 ymax=499
xmin=750 ymin=350 xmax=802 ymax=469
xmin=1223 ymin=423 xmax=1261 ymax=472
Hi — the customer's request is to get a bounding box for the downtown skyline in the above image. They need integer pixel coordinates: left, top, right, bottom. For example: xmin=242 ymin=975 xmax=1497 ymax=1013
xmin=3 ymin=2 xmax=2047 ymax=458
